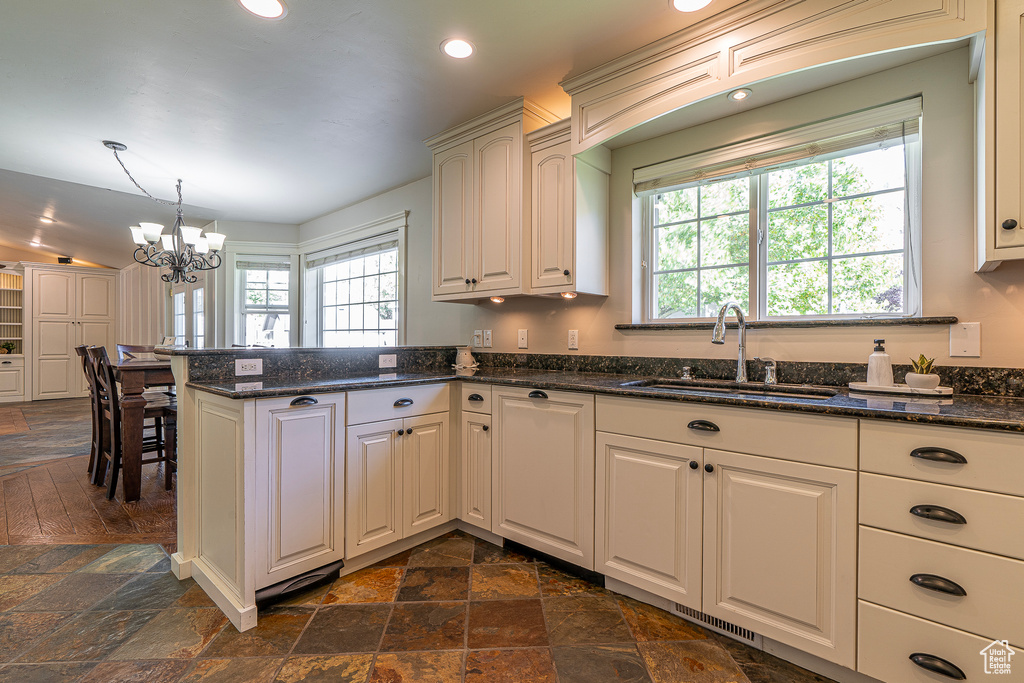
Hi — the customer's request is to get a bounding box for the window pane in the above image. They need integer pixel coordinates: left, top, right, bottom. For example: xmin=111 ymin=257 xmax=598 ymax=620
xmin=380 ymin=273 xmax=397 ymax=300
xmin=364 ymin=275 xmax=380 ymax=302
xmin=246 ymin=270 xmax=267 ymax=284
xmin=654 ymin=271 xmax=698 ymax=318
xmin=246 ymin=289 xmax=267 ymax=306
xmin=268 ymin=271 xmax=288 ymax=288
xmin=832 ymin=146 xmax=905 ymax=197
xmin=656 ymin=224 xmax=698 ymax=271
xmin=767 ymin=205 xmax=828 ymax=262
xmin=380 ymin=251 xmax=397 ymax=272
xmin=349 ymin=257 xmax=364 ymax=279
xmin=337 ymin=280 xmax=350 ymax=305
xmin=324 ymin=282 xmax=337 ymax=306
xmin=701 ymin=267 xmax=748 ymax=317
xmin=655 ymin=188 xmax=698 ymax=225
xmin=700 ymin=215 xmax=748 ymax=267
xmin=832 ymin=192 xmax=905 ymax=256
xmin=699 ymin=178 xmax=748 ymax=217
xmin=768 ymin=161 xmax=827 ymax=209
xmin=832 ymin=254 xmax=904 ymax=314
xmin=767 ymin=261 xmax=828 ymax=316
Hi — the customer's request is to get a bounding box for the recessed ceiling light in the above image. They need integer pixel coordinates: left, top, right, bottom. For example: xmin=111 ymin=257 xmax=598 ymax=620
xmin=672 ymin=0 xmax=713 ymax=11
xmin=561 ymin=291 xmax=578 ymax=299
xmin=39 ymin=217 xmax=54 ymax=224
xmin=489 ymin=296 xmax=504 ymax=304
xmin=238 ymin=0 xmax=287 ymax=19
xmin=441 ymin=39 xmax=474 ymax=59
xmin=728 ymin=88 xmax=752 ymax=102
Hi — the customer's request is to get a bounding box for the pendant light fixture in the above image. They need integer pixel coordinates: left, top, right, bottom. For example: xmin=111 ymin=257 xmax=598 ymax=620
xmin=104 ymin=141 xmax=225 ymax=284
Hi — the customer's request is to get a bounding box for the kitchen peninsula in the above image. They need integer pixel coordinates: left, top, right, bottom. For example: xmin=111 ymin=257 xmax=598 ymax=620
xmin=161 ymin=345 xmax=1024 ymax=683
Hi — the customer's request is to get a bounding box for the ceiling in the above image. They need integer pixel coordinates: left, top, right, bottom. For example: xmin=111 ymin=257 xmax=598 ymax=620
xmin=0 ymin=0 xmax=748 ymax=268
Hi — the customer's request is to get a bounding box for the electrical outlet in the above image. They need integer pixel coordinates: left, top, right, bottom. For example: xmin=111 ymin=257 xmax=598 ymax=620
xmin=235 ymin=358 xmax=263 ymax=376
xmin=950 ymin=322 xmax=981 ymax=357
xmin=518 ymin=329 xmax=528 ymax=349
xmin=379 ymin=354 xmax=397 ymax=368
xmin=568 ymin=329 xmax=579 ymax=350
xmin=472 ymin=330 xmax=483 ymax=347
xmin=483 ymin=330 xmax=492 ymax=347
xmin=234 ymin=381 xmax=263 ymax=392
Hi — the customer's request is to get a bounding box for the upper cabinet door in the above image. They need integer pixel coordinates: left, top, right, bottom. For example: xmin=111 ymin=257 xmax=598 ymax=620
xmin=76 ymin=273 xmax=115 ymax=320
xmin=433 ymin=140 xmax=475 ymax=297
xmin=32 ymin=270 xmax=74 ymax=319
xmin=531 ymin=141 xmax=573 ymax=291
xmin=992 ymin=1 xmax=1024 ymax=255
xmin=474 ymin=122 xmax=522 ymax=293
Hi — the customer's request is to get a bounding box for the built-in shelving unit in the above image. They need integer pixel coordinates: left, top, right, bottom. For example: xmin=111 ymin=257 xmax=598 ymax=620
xmin=0 ymin=272 xmax=24 ymax=355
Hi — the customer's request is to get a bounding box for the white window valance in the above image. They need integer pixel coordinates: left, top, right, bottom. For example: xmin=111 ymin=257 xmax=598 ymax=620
xmin=235 ymin=256 xmax=290 ymax=271
xmin=305 ymin=233 xmax=399 ymax=271
xmin=633 ymin=97 xmax=922 ymax=197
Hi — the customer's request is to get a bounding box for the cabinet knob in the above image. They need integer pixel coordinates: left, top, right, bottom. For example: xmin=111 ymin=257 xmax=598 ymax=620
xmin=908 ymin=653 xmax=966 ymax=680
xmin=688 ymin=460 xmax=699 ymax=470
xmin=482 ymin=424 xmax=489 ymax=431
xmin=397 ymin=429 xmax=405 ymax=436
xmin=704 ymin=463 xmax=714 ymax=473
xmin=563 ymin=269 xmax=570 ymax=277
xmin=1002 ymin=219 xmax=1018 ymax=230
xmin=465 ymin=278 xmax=471 ymax=285
xmin=471 ymin=278 xmax=477 ymax=284
xmin=406 ymin=427 xmax=413 ymax=435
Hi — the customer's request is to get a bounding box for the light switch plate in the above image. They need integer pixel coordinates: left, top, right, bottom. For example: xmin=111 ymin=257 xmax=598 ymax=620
xmin=568 ymin=329 xmax=579 ymax=350
xmin=472 ymin=330 xmax=482 ymax=347
xmin=483 ymin=330 xmax=492 ymax=347
xmin=379 ymin=354 xmax=397 ymax=368
xmin=950 ymin=322 xmax=981 ymax=357
xmin=235 ymin=358 xmax=262 ymax=376
xmin=517 ymin=329 xmax=528 ymax=349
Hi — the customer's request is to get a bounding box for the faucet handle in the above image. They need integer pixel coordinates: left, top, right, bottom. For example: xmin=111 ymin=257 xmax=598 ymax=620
xmin=754 ymin=357 xmax=778 ymax=385
xmin=680 ymin=366 xmax=692 ymax=380
xmin=754 ymin=357 xmax=776 ymax=366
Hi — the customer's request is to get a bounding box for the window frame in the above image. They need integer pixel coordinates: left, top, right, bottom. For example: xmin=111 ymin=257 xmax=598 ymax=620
xmin=236 ymin=256 xmax=293 ymax=347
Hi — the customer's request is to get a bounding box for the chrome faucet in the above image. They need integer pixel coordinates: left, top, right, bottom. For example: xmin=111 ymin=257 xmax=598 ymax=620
xmin=712 ymin=301 xmax=747 ymax=383
xmin=755 ymin=357 xmax=777 ymax=385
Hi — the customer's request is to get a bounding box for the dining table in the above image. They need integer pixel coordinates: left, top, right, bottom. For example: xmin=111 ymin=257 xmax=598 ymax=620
xmin=112 ymin=357 xmax=175 ymax=502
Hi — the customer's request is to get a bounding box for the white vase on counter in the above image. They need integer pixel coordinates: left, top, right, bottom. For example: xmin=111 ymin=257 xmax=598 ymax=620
xmin=455 ymin=346 xmax=476 ymax=368
xmin=904 ymin=372 xmax=941 ymax=390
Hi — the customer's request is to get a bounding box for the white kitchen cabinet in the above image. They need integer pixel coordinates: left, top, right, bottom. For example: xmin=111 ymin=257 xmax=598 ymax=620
xmin=26 ymin=265 xmax=116 ymax=400
xmin=702 ymin=448 xmax=857 ymax=668
xmin=493 ymin=387 xmax=595 ymax=569
xmin=426 ymin=98 xmax=559 ymax=301
xmin=0 ymin=357 xmax=25 ymax=401
xmin=460 ymin=411 xmax=491 ymax=531
xmin=254 ymin=394 xmax=345 ymax=590
xmin=346 ymin=405 xmax=451 ymax=559
xmin=528 ymin=119 xmax=609 ymax=296
xmin=595 ymin=432 xmax=702 ymax=609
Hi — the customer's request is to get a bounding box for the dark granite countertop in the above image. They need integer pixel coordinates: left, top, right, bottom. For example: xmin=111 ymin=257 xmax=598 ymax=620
xmin=187 ymin=367 xmax=1024 ymax=433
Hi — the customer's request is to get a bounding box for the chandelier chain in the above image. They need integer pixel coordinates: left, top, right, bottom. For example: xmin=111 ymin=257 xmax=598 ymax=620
xmin=110 ymin=148 xmax=180 ymax=207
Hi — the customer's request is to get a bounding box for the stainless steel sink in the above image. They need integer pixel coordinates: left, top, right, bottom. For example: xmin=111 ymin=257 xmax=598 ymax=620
xmin=619 ymin=377 xmax=838 ymax=401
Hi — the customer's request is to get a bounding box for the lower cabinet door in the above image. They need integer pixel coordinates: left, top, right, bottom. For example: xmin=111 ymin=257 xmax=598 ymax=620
xmin=346 ymin=418 xmax=403 ymax=558
xmin=493 ymin=387 xmax=595 ymax=569
xmin=702 ymin=449 xmax=857 ymax=668
xmin=460 ymin=411 xmax=492 ymax=531
xmin=595 ymin=432 xmax=703 ymax=609
xmin=254 ymin=394 xmax=345 ymax=589
xmin=402 ymin=412 xmax=450 ymax=537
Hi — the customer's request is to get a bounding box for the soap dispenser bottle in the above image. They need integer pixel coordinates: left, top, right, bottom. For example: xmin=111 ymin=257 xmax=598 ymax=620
xmin=867 ymin=339 xmax=894 ymax=387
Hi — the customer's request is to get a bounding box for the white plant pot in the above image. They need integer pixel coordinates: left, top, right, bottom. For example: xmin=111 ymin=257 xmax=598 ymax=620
xmin=905 ymin=372 xmax=940 ymax=390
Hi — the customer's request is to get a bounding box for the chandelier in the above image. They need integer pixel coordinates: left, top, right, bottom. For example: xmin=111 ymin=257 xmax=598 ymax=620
xmin=104 ymin=140 xmax=226 ymax=284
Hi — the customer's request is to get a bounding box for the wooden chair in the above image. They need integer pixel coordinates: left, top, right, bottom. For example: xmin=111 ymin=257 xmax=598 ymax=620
xmin=87 ymin=346 xmax=178 ymax=498
xmin=75 ymin=345 xmax=104 ymax=476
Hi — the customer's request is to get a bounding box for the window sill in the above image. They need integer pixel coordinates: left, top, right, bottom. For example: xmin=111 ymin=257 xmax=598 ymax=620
xmin=615 ymin=316 xmax=958 ymax=331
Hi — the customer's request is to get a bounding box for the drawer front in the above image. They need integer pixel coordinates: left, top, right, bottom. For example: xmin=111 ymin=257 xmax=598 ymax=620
xmin=596 ymin=395 xmax=857 ymax=469
xmin=861 ymin=419 xmax=1024 ymax=496
xmin=348 ymin=383 xmax=450 ymax=425
xmin=860 ymin=526 xmax=1024 ymax=645
xmin=0 ymin=357 xmax=25 ymax=368
xmin=858 ymin=601 xmax=1002 ymax=682
xmin=460 ymin=384 xmax=492 ymax=414
xmin=860 ymin=473 xmax=1024 ymax=559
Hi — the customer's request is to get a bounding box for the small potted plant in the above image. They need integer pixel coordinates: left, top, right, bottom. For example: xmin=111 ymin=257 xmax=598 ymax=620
xmin=905 ymin=354 xmax=940 ymax=390
xmin=0 ymin=342 xmax=14 ymax=355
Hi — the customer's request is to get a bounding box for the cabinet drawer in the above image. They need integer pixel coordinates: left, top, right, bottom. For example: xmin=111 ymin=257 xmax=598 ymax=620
xmin=860 ymin=526 xmax=1024 ymax=645
xmin=347 ymin=383 xmax=450 ymax=425
xmin=596 ymin=395 xmax=856 ymax=469
xmin=860 ymin=473 xmax=1024 ymax=559
xmin=0 ymin=357 xmax=24 ymax=368
xmin=460 ymin=384 xmax=491 ymax=414
xmin=861 ymin=420 xmax=1024 ymax=496
xmin=858 ymin=601 xmax=999 ymax=682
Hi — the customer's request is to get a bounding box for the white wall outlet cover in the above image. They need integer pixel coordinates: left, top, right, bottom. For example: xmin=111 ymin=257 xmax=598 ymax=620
xmin=473 ymin=330 xmax=483 ymax=347
xmin=517 ymin=329 xmax=528 ymax=349
xmin=234 ymin=381 xmax=263 ymax=391
xmin=235 ymin=358 xmax=263 ymax=376
xmin=379 ymin=354 xmax=397 ymax=368
xmin=568 ymin=329 xmax=579 ymax=350
xmin=483 ymin=330 xmax=492 ymax=347
xmin=949 ymin=322 xmax=981 ymax=357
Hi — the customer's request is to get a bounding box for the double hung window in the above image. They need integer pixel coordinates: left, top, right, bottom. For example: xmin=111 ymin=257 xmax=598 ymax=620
xmin=238 ymin=258 xmax=291 ymax=346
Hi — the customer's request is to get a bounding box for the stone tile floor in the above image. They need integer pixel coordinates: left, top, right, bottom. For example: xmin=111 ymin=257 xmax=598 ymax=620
xmin=0 ymin=532 xmax=838 ymax=682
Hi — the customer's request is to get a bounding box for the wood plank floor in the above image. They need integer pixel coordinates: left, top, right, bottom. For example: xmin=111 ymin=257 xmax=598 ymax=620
xmin=0 ymin=455 xmax=176 ymax=553
xmin=0 ymin=406 xmax=29 ymax=436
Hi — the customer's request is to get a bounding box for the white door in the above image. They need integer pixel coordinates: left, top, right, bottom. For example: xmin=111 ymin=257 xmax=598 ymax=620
xmin=432 ymin=140 xmax=475 ymax=297
xmin=460 ymin=411 xmax=491 ymax=531
xmin=595 ymin=432 xmax=703 ymax=609
xmin=32 ymin=269 xmax=74 ymax=319
xmin=531 ymin=139 xmax=574 ymax=290
xmin=254 ymin=394 xmax=345 ymax=589
xmin=702 ymin=448 xmax=857 ymax=668
xmin=402 ymin=412 xmax=450 ymax=537
xmin=493 ymin=387 xmax=595 ymax=569
xmin=474 ymin=122 xmax=522 ymax=293
xmin=76 ymin=273 xmax=116 ymax=320
xmin=32 ymin=319 xmax=74 ymax=400
xmin=346 ymin=419 xmax=402 ymax=558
